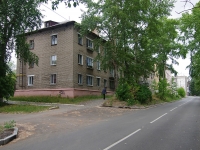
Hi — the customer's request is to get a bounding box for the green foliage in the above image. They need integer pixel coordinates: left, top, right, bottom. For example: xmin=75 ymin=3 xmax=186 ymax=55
xmin=0 ymin=125 xmax=4 ymax=133
xmin=116 ymin=81 xmax=152 ymax=105
xmin=0 ymin=104 xmax=50 ymax=113
xmin=9 ymin=95 xmax=105 ymax=104
xmin=179 ymin=2 xmax=200 ymax=88
xmin=150 ymin=79 xmax=159 ymax=94
xmin=51 ymin=0 xmax=79 ymax=10
xmin=135 ymin=85 xmax=152 ymax=104
xmin=177 ymin=87 xmax=186 ymax=98
xmin=0 ymin=66 xmax=16 ymax=100
xmin=158 ymin=78 xmax=169 ymax=100
xmin=168 ymin=77 xmax=178 ymax=98
xmin=189 ymin=79 xmax=200 ymax=96
xmin=0 ymin=120 xmax=16 ymax=134
xmin=115 ymin=82 xmax=133 ymax=101
xmin=4 ymin=120 xmax=16 ymax=129
xmin=79 ymin=0 xmax=175 ymax=84
xmin=0 ymin=0 xmax=43 ymax=100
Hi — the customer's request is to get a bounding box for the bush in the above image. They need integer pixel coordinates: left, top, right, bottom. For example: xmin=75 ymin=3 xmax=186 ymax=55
xmin=115 ymin=82 xmax=133 ymax=101
xmin=177 ymin=87 xmax=186 ymax=97
xmin=158 ymin=78 xmax=169 ymax=100
xmin=135 ymin=85 xmax=152 ymax=104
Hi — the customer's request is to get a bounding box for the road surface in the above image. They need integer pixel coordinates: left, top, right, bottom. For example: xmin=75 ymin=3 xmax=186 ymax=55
xmin=1 ymin=96 xmax=200 ymax=150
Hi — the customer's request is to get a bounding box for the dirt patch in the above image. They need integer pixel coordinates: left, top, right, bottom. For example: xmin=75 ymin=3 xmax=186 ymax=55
xmin=11 ymin=123 xmax=36 ymax=143
xmin=103 ymin=99 xmax=128 ymax=107
xmin=0 ymin=128 xmax=14 ymax=139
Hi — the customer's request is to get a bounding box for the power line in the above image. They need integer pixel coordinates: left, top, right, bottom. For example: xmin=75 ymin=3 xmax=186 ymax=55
xmin=41 ymin=4 xmax=68 ymax=21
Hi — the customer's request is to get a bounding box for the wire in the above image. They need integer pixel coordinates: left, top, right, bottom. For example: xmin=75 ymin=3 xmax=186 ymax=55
xmin=41 ymin=4 xmax=68 ymax=21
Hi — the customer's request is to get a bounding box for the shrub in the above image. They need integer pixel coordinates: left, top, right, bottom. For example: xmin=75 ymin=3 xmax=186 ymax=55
xmin=158 ymin=78 xmax=169 ymax=100
xmin=135 ymin=85 xmax=152 ymax=104
xmin=115 ymin=82 xmax=133 ymax=101
xmin=177 ymin=87 xmax=186 ymax=97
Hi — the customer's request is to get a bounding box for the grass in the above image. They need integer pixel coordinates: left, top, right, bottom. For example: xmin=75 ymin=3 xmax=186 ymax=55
xmin=9 ymin=95 xmax=107 ymax=104
xmin=1 ymin=95 xmax=112 ymax=113
xmin=103 ymin=94 xmax=182 ymax=107
xmin=0 ymin=102 xmax=50 ymax=113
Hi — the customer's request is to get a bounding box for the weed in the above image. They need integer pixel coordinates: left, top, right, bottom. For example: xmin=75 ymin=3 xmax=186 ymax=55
xmin=4 ymin=120 xmax=16 ymax=129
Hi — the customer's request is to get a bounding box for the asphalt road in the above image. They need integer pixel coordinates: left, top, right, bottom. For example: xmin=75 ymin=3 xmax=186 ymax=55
xmin=1 ymin=96 xmax=200 ymax=150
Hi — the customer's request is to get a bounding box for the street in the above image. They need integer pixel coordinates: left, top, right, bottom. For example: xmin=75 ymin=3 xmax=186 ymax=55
xmin=1 ymin=97 xmax=200 ymax=150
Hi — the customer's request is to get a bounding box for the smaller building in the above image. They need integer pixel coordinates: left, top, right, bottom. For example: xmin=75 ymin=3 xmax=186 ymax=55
xmin=174 ymin=76 xmax=188 ymax=95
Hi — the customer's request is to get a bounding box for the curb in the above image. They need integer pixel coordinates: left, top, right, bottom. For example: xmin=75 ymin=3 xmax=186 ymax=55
xmin=0 ymin=127 xmax=18 ymax=146
xmin=102 ymin=102 xmax=168 ymax=109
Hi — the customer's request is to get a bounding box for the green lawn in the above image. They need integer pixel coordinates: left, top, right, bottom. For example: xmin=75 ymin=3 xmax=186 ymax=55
xmin=9 ymin=95 xmax=105 ymax=104
xmin=0 ymin=102 xmax=50 ymax=113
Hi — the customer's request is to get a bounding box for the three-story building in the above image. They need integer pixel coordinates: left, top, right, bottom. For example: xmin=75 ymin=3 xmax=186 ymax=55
xmin=15 ymin=20 xmax=114 ymax=98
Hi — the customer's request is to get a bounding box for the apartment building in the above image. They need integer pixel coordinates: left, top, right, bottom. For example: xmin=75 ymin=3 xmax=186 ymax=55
xmin=15 ymin=20 xmax=114 ymax=98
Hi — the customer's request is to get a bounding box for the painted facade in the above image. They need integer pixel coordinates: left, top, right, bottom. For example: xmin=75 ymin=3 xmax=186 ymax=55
xmin=15 ymin=21 xmax=114 ymax=98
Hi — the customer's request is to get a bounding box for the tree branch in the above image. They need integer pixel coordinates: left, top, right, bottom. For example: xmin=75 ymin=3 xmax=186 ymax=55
xmin=176 ymin=0 xmax=199 ymax=14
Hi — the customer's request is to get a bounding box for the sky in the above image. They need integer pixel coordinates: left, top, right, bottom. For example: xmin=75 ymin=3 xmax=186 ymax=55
xmin=12 ymin=0 xmax=200 ymax=76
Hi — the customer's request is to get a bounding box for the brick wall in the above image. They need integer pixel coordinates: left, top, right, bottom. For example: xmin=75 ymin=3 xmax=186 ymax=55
xmin=15 ymin=21 xmax=114 ymax=97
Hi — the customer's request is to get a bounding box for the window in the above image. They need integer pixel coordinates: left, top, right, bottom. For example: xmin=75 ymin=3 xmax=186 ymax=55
xmin=51 ymin=35 xmax=57 ymax=45
xmin=87 ymin=57 xmax=93 ymax=67
xmin=78 ymin=74 xmax=83 ymax=84
xmin=50 ymin=74 xmax=56 ymax=84
xmin=29 ymin=40 xmax=34 ymax=49
xmin=78 ymin=33 xmax=83 ymax=45
xmin=29 ymin=62 xmax=34 ymax=68
xmin=104 ymin=79 xmax=107 ymax=87
xmin=51 ymin=55 xmax=57 ymax=65
xmin=110 ymin=80 xmax=115 ymax=89
xmin=87 ymin=75 xmax=93 ymax=86
xmin=28 ymin=75 xmax=34 ymax=86
xmin=98 ymin=46 xmax=100 ymax=53
xmin=97 ymin=61 xmax=100 ymax=70
xmin=110 ymin=69 xmax=114 ymax=77
xmin=86 ymin=38 xmax=93 ymax=49
xmin=78 ymin=54 xmax=83 ymax=65
xmin=97 ymin=77 xmax=101 ymax=86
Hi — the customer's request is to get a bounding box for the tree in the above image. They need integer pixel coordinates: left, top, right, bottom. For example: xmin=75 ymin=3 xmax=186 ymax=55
xmin=148 ymin=17 xmax=185 ymax=80
xmin=0 ymin=0 xmax=47 ymax=101
xmin=78 ymin=0 xmax=175 ymax=87
xmin=189 ymin=79 xmax=200 ymax=96
xmin=179 ymin=1 xmax=200 ymax=91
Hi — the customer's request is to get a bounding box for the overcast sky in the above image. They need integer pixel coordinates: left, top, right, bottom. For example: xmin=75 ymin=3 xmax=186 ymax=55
xmin=13 ymin=0 xmax=200 ymax=76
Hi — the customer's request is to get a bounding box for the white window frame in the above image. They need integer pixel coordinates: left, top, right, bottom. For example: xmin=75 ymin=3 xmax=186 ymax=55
xmin=96 ymin=77 xmax=101 ymax=87
xmin=50 ymin=74 xmax=57 ymax=84
xmin=51 ymin=55 xmax=57 ymax=65
xmin=78 ymin=33 xmax=83 ymax=45
xmin=28 ymin=75 xmax=34 ymax=86
xmin=86 ymin=38 xmax=93 ymax=49
xmin=78 ymin=54 xmax=83 ymax=65
xmin=51 ymin=34 xmax=57 ymax=45
xmin=87 ymin=75 xmax=93 ymax=86
xmin=29 ymin=40 xmax=34 ymax=50
xmin=97 ymin=61 xmax=100 ymax=70
xmin=86 ymin=57 xmax=93 ymax=67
